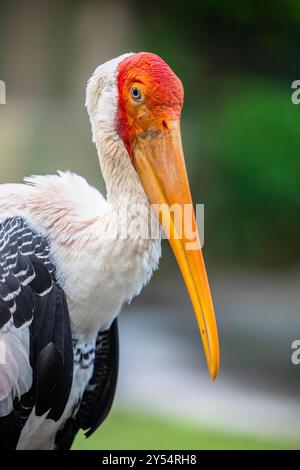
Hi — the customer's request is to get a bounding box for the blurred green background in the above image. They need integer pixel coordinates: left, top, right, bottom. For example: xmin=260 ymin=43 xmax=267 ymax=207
xmin=0 ymin=0 xmax=300 ymax=450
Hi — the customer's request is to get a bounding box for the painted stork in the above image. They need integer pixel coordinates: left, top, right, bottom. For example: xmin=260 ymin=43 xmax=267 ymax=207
xmin=0 ymin=52 xmax=219 ymax=450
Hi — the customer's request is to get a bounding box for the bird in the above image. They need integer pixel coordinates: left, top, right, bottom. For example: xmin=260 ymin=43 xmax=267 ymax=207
xmin=0 ymin=52 xmax=219 ymax=450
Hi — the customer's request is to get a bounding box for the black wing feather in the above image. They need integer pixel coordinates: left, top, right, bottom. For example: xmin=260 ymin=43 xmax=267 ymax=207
xmin=0 ymin=217 xmax=73 ymax=449
xmin=79 ymin=319 xmax=119 ymax=437
xmin=55 ymin=319 xmax=119 ymax=450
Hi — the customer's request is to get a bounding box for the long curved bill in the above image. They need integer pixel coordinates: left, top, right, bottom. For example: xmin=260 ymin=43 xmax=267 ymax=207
xmin=132 ymin=119 xmax=220 ymax=379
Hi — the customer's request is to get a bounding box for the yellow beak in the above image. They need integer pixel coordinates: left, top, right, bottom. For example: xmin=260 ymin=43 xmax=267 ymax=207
xmin=132 ymin=119 xmax=220 ymax=379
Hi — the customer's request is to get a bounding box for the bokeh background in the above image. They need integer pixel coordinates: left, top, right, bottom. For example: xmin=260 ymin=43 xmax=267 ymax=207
xmin=1 ymin=0 xmax=300 ymax=449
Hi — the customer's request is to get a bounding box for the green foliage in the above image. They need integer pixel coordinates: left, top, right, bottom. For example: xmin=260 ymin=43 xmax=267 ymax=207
xmin=194 ymin=80 xmax=300 ymax=266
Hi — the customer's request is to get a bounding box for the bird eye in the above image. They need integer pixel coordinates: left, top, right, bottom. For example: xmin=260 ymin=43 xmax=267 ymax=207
xmin=131 ymin=87 xmax=142 ymax=102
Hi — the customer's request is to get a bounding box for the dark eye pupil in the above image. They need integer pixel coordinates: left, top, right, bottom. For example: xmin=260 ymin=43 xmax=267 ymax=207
xmin=132 ymin=87 xmax=141 ymax=99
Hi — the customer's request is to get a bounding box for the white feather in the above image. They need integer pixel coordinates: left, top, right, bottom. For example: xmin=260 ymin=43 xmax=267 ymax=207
xmin=0 ymin=326 xmax=32 ymax=416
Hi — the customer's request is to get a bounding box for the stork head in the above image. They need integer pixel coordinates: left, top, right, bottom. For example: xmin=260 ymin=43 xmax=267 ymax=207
xmin=86 ymin=52 xmax=219 ymax=380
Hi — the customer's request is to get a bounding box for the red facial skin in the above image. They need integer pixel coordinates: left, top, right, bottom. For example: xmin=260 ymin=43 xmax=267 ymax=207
xmin=117 ymin=52 xmax=184 ymax=155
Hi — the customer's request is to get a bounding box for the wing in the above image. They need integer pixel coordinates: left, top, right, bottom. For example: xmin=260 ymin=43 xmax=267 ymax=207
xmin=0 ymin=217 xmax=73 ymax=449
xmin=54 ymin=319 xmax=119 ymax=450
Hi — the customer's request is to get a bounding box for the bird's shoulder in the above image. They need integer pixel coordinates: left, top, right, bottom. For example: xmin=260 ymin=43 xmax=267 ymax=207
xmin=0 ymin=172 xmax=108 ymax=233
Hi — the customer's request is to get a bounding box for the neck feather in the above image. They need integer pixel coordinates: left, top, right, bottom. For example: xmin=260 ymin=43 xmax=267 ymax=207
xmin=95 ymin=133 xmax=149 ymax=209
